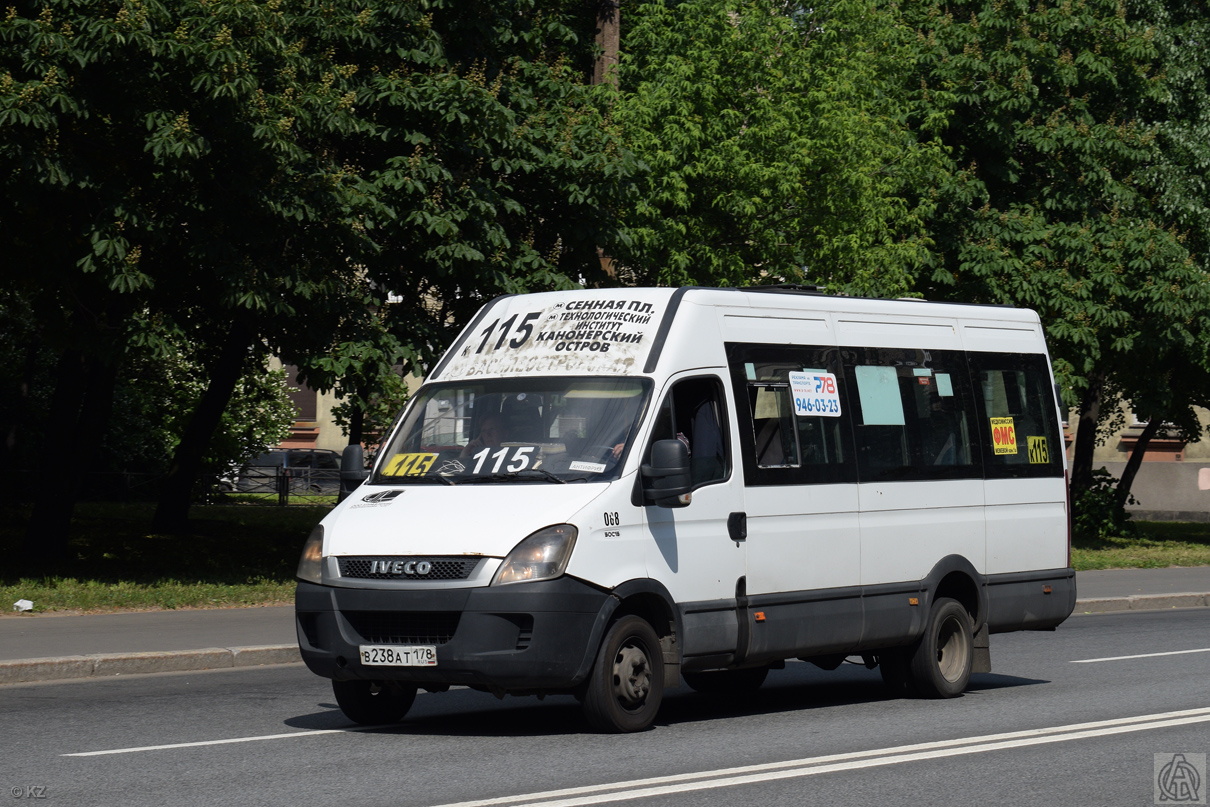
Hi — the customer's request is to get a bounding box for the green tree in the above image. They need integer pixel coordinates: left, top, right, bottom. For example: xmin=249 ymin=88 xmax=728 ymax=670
xmin=352 ymin=1 xmax=638 ymax=363
xmin=295 ymin=309 xmax=413 ymax=449
xmin=903 ymin=0 xmax=1210 ymax=514
xmin=613 ymin=0 xmax=945 ymax=294
xmin=109 ymin=343 xmax=296 ymax=485
xmin=1116 ymin=1 xmax=1210 ymax=503
xmin=1 ymin=0 xmax=386 ymax=549
xmin=1 ymin=0 xmax=634 ymax=560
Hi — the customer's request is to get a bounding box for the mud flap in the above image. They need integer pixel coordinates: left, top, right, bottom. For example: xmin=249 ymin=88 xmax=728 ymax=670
xmin=662 ymin=633 xmax=681 ymax=689
xmin=972 ymin=622 xmax=991 ymax=674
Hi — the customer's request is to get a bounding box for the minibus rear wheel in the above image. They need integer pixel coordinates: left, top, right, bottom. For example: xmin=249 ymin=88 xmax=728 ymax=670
xmin=908 ymin=597 xmax=973 ymax=698
xmin=582 ymin=616 xmax=664 ymax=733
xmin=332 ymin=679 xmax=417 ymax=725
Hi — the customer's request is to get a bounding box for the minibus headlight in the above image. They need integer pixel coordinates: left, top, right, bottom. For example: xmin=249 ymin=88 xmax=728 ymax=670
xmin=493 ymin=525 xmax=577 ymax=586
xmin=296 ymin=525 xmax=324 ymax=584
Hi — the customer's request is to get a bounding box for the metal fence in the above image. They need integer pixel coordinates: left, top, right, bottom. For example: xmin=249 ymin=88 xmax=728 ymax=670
xmin=0 ymin=469 xmax=338 ymax=506
xmin=224 ymin=466 xmax=340 ymax=505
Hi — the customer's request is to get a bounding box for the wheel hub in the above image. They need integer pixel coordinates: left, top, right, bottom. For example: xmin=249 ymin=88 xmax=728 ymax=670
xmin=936 ymin=615 xmax=970 ymax=683
xmin=612 ymin=645 xmax=651 ymax=707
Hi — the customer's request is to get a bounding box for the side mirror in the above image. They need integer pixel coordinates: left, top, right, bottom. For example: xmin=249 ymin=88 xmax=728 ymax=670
xmin=338 ymin=444 xmax=369 ymax=502
xmin=641 ymin=439 xmax=692 ymax=508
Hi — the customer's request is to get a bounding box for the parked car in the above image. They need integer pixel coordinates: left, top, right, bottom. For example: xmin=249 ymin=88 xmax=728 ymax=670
xmin=234 ymin=448 xmax=341 ymax=494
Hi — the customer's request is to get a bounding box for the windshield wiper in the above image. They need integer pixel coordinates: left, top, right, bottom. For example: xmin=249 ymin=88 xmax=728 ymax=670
xmin=464 ymin=469 xmax=568 ymax=484
xmin=379 ymin=475 xmax=456 ymax=486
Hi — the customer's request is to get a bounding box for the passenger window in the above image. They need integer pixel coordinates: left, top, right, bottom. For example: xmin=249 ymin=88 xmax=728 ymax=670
xmin=970 ymin=353 xmax=1064 ymax=478
xmin=727 ymin=344 xmax=856 ymax=485
xmin=647 ymin=377 xmax=729 ymax=487
xmin=846 ymin=348 xmax=979 ymax=482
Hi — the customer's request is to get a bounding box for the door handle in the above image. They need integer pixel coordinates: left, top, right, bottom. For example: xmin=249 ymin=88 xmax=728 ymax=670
xmin=728 ymin=511 xmax=747 ymax=542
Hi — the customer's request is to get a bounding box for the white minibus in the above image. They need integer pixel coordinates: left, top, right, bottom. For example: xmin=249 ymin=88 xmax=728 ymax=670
xmin=295 ymin=286 xmax=1075 ymax=732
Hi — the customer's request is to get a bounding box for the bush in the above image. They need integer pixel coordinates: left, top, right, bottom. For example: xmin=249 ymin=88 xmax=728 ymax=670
xmin=1072 ymin=468 xmax=1137 ymax=543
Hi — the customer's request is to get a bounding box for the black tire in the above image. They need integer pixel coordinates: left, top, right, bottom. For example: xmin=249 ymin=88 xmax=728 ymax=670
xmin=582 ymin=616 xmax=664 ymax=733
xmin=331 ymin=679 xmax=417 ymax=726
xmin=908 ymin=597 xmax=973 ymax=698
xmin=683 ymin=666 xmax=769 ymax=695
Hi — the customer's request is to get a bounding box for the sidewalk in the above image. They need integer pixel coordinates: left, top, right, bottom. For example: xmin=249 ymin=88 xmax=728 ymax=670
xmin=2 ymin=567 xmax=1208 ymax=685
xmin=0 ymin=605 xmax=297 ymax=684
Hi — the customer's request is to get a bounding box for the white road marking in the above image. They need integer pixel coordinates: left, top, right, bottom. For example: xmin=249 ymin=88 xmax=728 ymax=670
xmin=62 ymin=704 xmax=1210 ymax=807
xmin=1071 ymin=647 xmax=1210 ymax=663
xmin=63 ymin=729 xmax=350 ymax=756
xmin=426 ymin=707 xmax=1210 ymax=807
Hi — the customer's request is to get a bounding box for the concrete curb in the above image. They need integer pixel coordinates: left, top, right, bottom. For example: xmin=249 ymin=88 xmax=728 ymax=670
xmin=1074 ymin=593 xmax=1210 ymax=614
xmin=0 ymin=644 xmax=299 ymax=685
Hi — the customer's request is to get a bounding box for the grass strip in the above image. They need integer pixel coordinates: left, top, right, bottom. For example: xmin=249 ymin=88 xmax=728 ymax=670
xmin=2 ymin=502 xmax=326 ymax=613
xmin=1072 ymin=521 xmax=1210 ymax=571
xmin=0 ymin=578 xmax=295 ymax=613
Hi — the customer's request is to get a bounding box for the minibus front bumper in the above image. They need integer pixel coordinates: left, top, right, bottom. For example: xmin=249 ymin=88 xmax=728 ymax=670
xmin=294 ymin=577 xmax=612 ymax=692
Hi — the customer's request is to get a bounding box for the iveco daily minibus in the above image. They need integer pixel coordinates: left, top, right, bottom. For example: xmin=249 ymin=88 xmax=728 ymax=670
xmin=295 ymin=286 xmax=1075 ymax=732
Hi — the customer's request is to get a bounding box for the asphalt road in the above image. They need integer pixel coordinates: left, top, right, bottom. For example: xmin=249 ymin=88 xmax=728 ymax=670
xmin=2 ymin=608 xmax=1208 ymax=807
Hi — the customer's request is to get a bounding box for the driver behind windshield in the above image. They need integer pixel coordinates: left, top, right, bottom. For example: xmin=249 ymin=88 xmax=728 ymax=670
xmin=461 ymin=415 xmax=508 ymax=458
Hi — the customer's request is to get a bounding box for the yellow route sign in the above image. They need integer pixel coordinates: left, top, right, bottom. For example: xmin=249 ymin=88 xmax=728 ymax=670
xmin=383 ymin=452 xmax=438 ymax=477
xmin=990 ymin=417 xmax=1018 ymax=455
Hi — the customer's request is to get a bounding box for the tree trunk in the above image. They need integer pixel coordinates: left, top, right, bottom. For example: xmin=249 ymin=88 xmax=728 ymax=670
xmin=2 ymin=341 xmax=40 ymax=469
xmin=21 ymin=352 xmax=118 ymax=570
xmin=22 ymin=350 xmax=87 ymax=570
xmin=1115 ymin=417 xmax=1161 ymax=510
xmin=593 ymin=0 xmax=620 ymax=86
xmin=1069 ymin=373 xmax=1105 ymax=495
xmin=152 ymin=323 xmax=253 ymax=532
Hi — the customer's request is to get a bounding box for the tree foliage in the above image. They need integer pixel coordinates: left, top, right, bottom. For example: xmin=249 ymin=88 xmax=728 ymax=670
xmin=350 ymin=2 xmax=637 ymax=362
xmin=110 ymin=344 xmax=296 ymax=482
xmin=903 ymin=0 xmax=1210 ymax=507
xmin=4 ymin=0 xmax=1210 ymax=552
xmin=0 ymin=0 xmax=634 ymax=552
xmin=613 ymin=0 xmax=946 ymax=294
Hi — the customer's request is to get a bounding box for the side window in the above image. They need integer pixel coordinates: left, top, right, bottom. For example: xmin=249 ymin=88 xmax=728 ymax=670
xmin=647 ymin=376 xmax=729 ymax=488
xmin=727 ymin=343 xmax=856 ymax=485
xmin=844 ymin=348 xmax=980 ymax=482
xmin=750 ymin=384 xmax=798 ymax=467
xmin=969 ymin=352 xmax=1064 ymax=478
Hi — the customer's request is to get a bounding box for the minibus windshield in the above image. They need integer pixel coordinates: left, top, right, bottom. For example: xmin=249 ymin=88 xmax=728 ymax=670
xmin=372 ymin=377 xmax=651 ymax=484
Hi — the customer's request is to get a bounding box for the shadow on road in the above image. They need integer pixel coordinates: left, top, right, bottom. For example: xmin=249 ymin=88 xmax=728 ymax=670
xmin=281 ymin=662 xmax=1050 ymax=738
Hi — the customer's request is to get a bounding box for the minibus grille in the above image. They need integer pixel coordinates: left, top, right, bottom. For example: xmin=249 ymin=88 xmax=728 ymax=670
xmin=343 ymin=611 xmax=461 ymax=645
xmin=337 ymin=556 xmax=481 ymax=581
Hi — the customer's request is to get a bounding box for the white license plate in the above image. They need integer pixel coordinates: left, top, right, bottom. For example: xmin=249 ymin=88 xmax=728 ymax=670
xmin=358 ymin=645 xmax=438 ymax=667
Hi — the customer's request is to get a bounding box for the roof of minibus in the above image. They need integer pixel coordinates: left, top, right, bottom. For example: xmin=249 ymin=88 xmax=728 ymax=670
xmin=429 ymin=287 xmax=1042 ymax=382
xmin=684 ymin=286 xmax=1039 ymax=322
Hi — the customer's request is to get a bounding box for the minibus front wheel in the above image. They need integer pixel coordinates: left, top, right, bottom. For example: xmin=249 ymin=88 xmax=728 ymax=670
xmin=582 ymin=616 xmax=665 ymax=733
xmin=332 ymin=679 xmax=418 ymax=726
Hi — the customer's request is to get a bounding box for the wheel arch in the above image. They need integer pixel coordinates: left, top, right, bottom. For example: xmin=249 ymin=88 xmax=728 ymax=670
xmin=923 ymin=555 xmax=988 ymax=629
xmin=573 ymin=577 xmax=683 ymax=690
